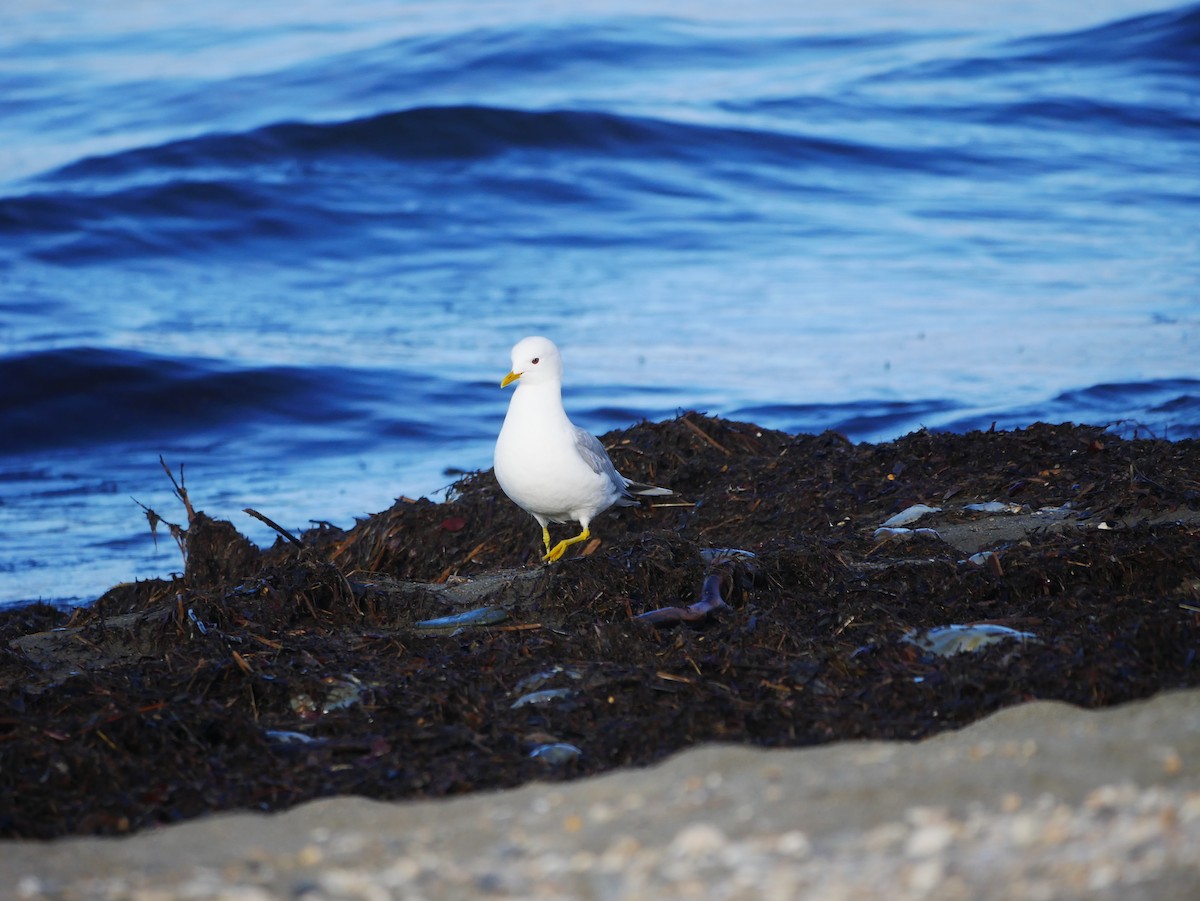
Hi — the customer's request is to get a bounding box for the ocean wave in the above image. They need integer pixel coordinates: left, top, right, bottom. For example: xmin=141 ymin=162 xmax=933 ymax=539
xmin=729 ymin=380 xmax=1200 ymax=443
xmin=730 ymin=399 xmax=957 ymax=443
xmin=0 ymin=346 xmax=470 ymax=455
xmin=0 ymin=102 xmax=1004 ymax=264
xmin=884 ymin=3 xmax=1200 ymax=82
xmin=1008 ymin=2 xmax=1200 ymax=69
xmin=36 ymin=104 xmax=988 ymax=185
xmin=941 ymin=380 xmax=1200 ymax=440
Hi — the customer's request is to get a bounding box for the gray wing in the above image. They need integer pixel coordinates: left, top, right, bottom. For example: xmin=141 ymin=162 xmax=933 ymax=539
xmin=573 ymin=425 xmax=626 ymax=487
xmin=573 ymin=426 xmax=673 ymax=501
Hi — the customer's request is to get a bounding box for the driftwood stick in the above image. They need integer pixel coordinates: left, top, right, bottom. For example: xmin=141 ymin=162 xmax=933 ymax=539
xmin=159 ymin=456 xmax=195 ymax=523
xmin=681 ymin=415 xmax=733 ymax=456
xmin=242 ymin=508 xmax=303 ymax=547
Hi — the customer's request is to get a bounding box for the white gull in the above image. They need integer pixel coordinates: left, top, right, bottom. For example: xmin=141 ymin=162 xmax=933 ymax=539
xmin=494 ymin=336 xmax=672 ymax=562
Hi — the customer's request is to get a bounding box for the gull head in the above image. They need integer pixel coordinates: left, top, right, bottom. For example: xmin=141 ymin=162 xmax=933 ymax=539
xmin=501 ymin=335 xmax=563 ymax=388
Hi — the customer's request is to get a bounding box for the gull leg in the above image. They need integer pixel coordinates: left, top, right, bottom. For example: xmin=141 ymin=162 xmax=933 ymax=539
xmin=541 ymin=525 xmax=553 ymax=557
xmin=544 ymin=527 xmax=591 ymax=563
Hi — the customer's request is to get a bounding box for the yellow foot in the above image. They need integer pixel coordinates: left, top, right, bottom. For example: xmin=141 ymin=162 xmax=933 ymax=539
xmin=541 ymin=527 xmax=590 ymax=564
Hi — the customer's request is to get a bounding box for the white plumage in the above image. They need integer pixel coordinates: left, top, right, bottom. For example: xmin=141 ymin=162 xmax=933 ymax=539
xmin=494 ymin=336 xmax=672 ymax=562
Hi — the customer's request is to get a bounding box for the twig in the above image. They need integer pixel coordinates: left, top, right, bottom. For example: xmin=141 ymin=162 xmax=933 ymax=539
xmin=159 ymin=456 xmax=194 ymax=522
xmin=242 ymin=508 xmax=303 ymax=546
xmin=682 ymin=415 xmax=732 ymax=456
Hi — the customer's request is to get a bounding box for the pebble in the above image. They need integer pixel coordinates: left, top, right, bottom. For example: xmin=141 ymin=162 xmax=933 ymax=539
xmin=668 ymin=822 xmax=727 ymax=858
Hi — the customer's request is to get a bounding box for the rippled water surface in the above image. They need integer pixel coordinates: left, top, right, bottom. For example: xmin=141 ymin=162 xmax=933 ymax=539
xmin=2 ymin=0 xmax=1198 ymax=606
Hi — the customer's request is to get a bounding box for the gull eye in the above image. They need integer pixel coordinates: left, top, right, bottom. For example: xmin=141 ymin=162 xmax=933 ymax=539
xmin=531 ymin=357 xmax=540 ymax=364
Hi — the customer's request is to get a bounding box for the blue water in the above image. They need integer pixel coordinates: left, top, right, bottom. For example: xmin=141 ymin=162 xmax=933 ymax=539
xmin=2 ymin=0 xmax=1198 ymax=608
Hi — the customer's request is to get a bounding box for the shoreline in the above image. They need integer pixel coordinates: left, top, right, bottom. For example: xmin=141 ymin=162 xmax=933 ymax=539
xmin=4 ymin=690 xmax=1197 ymax=898
xmin=2 ymin=415 xmax=1198 ymax=892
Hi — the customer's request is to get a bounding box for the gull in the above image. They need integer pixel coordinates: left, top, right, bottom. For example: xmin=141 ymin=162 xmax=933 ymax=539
xmin=494 ymin=336 xmax=672 ymax=562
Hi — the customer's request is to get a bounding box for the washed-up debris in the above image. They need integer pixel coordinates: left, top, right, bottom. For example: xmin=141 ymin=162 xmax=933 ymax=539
xmin=1036 ymin=504 xmax=1075 ymax=515
xmin=289 ymin=693 xmax=317 ymax=717
xmin=513 ymin=667 xmax=582 ymax=695
xmin=3 ymin=417 xmax=1197 ymax=844
xmin=528 ymin=742 xmax=582 ymax=764
xmin=633 ymin=573 xmax=729 ymax=624
xmin=287 ymin=676 xmax=369 ymax=718
xmin=320 ymin=675 xmax=367 ymax=713
xmin=873 ymin=527 xmax=942 ymax=542
xmin=511 ymin=687 xmax=574 ymax=709
xmin=511 ymin=667 xmax=581 ymax=708
xmin=186 ymin=608 xmax=209 ymax=636
xmin=699 ymin=548 xmax=757 ymax=564
xmin=265 ymin=730 xmax=320 ymax=745
xmin=903 ymin=623 xmax=1039 ymax=657
xmin=635 ymin=548 xmax=756 ymax=626
xmin=881 ymin=504 xmax=942 ymax=528
xmin=964 ymin=549 xmax=1005 ymax=575
xmin=964 ymin=501 xmax=1024 ymax=514
xmin=415 ymin=606 xmax=509 ymax=631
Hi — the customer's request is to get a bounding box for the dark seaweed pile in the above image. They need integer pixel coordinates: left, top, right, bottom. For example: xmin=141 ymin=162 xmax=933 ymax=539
xmin=2 ymin=416 xmax=1198 ymax=839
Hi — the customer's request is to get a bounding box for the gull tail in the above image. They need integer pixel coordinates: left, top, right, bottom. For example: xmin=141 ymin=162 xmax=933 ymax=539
xmin=626 ymin=480 xmax=673 ymax=497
